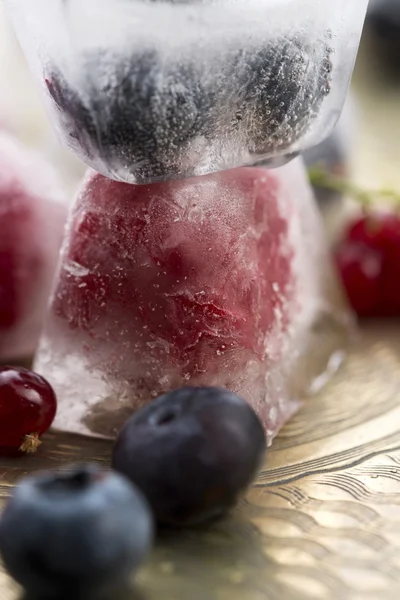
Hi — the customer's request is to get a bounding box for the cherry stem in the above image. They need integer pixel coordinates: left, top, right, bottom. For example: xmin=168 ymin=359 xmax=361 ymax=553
xmin=308 ymin=166 xmax=400 ymax=208
xmin=19 ymin=432 xmax=42 ymax=454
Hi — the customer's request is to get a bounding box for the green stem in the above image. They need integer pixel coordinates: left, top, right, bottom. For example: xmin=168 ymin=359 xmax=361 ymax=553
xmin=308 ymin=166 xmax=400 ymax=208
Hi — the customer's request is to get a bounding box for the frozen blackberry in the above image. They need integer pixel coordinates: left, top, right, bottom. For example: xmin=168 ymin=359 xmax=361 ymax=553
xmin=45 ymin=70 xmax=97 ymax=163
xmin=229 ymin=35 xmax=332 ymax=155
xmin=44 ymin=35 xmax=331 ymax=183
xmin=93 ymin=50 xmax=211 ymax=182
xmin=46 ymin=49 xmax=211 ymax=183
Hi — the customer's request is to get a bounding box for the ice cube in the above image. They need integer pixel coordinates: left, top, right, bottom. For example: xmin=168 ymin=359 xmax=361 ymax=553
xmin=43 ymin=32 xmax=332 ymax=184
xmin=0 ymin=132 xmax=67 ymax=360
xmin=4 ymin=0 xmax=368 ymax=184
xmin=34 ymin=158 xmax=350 ymax=442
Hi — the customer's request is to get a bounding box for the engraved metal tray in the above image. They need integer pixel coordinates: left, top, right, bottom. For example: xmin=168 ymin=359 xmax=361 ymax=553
xmin=2 ymin=321 xmax=400 ymax=600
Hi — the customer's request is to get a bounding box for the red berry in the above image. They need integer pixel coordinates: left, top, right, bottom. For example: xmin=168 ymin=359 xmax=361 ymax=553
xmin=0 ymin=366 xmax=57 ymax=454
xmin=335 ymin=211 xmax=400 ymax=317
xmin=52 ymin=169 xmax=292 ymax=387
xmin=335 ymin=239 xmax=382 ymax=316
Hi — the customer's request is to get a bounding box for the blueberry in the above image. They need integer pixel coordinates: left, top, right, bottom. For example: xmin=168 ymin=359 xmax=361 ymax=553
xmin=93 ymin=50 xmax=211 ymax=182
xmin=0 ymin=464 xmax=154 ymax=597
xmin=112 ymin=387 xmax=266 ymax=527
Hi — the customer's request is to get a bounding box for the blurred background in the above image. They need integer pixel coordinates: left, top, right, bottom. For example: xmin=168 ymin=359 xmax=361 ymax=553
xmin=0 ymin=3 xmax=85 ymax=195
xmin=0 ymin=1 xmax=399 ymax=198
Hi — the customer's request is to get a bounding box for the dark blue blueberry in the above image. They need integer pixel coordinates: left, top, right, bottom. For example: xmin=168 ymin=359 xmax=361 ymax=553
xmin=0 ymin=464 xmax=154 ymax=597
xmin=112 ymin=387 xmax=266 ymax=527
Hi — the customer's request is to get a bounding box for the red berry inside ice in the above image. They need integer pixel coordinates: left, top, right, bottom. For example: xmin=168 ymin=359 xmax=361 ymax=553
xmin=56 ymin=169 xmax=292 ymax=353
xmin=0 ymin=132 xmax=67 ymax=360
xmin=49 ymin=168 xmax=293 ymax=433
xmin=36 ymin=160 xmax=341 ymax=441
xmin=335 ymin=211 xmax=400 ymax=317
xmin=0 ymin=366 xmax=57 ymax=454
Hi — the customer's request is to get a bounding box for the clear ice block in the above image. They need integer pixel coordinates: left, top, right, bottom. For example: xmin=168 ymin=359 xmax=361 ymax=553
xmin=34 ymin=158 xmax=350 ymax=442
xmin=0 ymin=132 xmax=67 ymax=360
xmin=4 ymin=0 xmax=368 ymax=184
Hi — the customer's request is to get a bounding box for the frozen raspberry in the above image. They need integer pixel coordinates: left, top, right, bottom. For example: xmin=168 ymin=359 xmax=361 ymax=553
xmin=35 ymin=159 xmax=343 ymax=441
xmin=53 ymin=169 xmax=292 ymax=374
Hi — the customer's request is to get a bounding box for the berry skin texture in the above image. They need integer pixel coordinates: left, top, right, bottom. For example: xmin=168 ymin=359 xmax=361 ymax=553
xmin=0 ymin=366 xmax=57 ymax=454
xmin=335 ymin=212 xmax=400 ymax=317
xmin=232 ymin=37 xmax=332 ymax=156
xmin=46 ymin=50 xmax=210 ymax=184
xmin=0 ymin=464 xmax=154 ymax=598
xmin=112 ymin=387 xmax=266 ymax=527
xmin=51 ymin=168 xmax=293 ymax=438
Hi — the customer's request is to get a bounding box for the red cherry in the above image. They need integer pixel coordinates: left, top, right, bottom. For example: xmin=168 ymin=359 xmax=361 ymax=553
xmin=335 ymin=212 xmax=400 ymax=317
xmin=0 ymin=366 xmax=57 ymax=454
xmin=335 ymin=239 xmax=383 ymax=316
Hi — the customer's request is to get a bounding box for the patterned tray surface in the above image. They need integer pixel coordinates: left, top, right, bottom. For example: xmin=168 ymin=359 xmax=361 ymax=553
xmin=2 ymin=322 xmax=400 ymax=600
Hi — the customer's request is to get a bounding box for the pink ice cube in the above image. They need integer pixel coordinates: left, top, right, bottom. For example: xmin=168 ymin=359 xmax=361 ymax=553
xmin=35 ymin=158 xmax=349 ymax=441
xmin=0 ymin=132 xmax=67 ymax=359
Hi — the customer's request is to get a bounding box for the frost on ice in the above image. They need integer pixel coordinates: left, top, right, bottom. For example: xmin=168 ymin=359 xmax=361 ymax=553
xmin=35 ymin=158 xmax=350 ymax=442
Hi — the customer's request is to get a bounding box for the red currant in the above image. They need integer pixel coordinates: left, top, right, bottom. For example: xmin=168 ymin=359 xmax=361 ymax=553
xmin=0 ymin=366 xmax=57 ymax=454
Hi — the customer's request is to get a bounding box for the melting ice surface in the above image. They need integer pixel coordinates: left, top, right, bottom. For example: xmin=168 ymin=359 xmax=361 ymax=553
xmin=4 ymin=0 xmax=368 ymax=182
xmin=34 ymin=158 xmax=350 ymax=442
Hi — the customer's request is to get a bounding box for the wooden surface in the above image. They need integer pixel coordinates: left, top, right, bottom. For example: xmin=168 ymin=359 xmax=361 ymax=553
xmin=2 ymin=322 xmax=400 ymax=600
xmin=3 ymin=24 xmax=400 ymax=600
